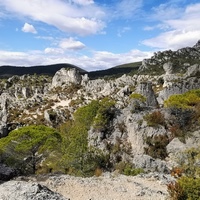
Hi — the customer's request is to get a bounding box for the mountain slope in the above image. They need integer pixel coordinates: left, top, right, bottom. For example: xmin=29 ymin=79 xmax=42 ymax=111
xmin=0 ymin=63 xmax=86 ymax=78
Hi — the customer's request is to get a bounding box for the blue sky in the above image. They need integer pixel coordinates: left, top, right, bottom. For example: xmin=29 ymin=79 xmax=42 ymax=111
xmin=0 ymin=0 xmax=200 ymax=71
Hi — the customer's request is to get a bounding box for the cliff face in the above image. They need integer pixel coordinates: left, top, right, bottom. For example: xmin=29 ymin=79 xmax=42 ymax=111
xmin=0 ymin=41 xmax=200 ymax=177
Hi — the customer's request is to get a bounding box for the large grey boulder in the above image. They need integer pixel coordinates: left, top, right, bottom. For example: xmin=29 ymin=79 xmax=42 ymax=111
xmin=133 ymin=155 xmax=169 ymax=173
xmin=163 ymin=62 xmax=173 ymax=74
xmin=136 ymin=82 xmax=158 ymax=107
xmin=185 ymin=64 xmax=200 ymax=77
xmin=0 ymin=181 xmax=68 ymax=200
xmin=52 ymin=68 xmax=82 ymax=88
xmin=166 ymin=138 xmax=186 ymax=155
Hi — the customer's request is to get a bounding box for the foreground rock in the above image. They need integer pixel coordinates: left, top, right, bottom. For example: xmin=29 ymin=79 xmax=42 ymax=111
xmin=0 ymin=180 xmax=68 ymax=200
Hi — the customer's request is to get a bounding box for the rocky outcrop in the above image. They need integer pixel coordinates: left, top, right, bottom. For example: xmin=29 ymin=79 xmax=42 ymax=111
xmin=185 ymin=64 xmax=200 ymax=77
xmin=166 ymin=130 xmax=200 ymax=168
xmin=133 ymin=155 xmax=169 ymax=173
xmin=136 ymin=82 xmax=158 ymax=107
xmin=0 ymin=93 xmax=8 ymax=138
xmin=139 ymin=40 xmax=200 ymax=75
xmin=157 ymin=64 xmax=200 ymax=105
xmin=51 ymin=68 xmax=82 ymax=87
xmin=163 ymin=62 xmax=173 ymax=74
xmin=0 ymin=180 xmax=68 ymax=200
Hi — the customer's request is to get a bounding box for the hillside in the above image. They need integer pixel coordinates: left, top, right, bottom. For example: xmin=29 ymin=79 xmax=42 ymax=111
xmin=0 ymin=41 xmax=200 ymax=199
xmin=0 ymin=63 xmax=86 ymax=78
xmin=87 ymin=61 xmax=141 ymax=79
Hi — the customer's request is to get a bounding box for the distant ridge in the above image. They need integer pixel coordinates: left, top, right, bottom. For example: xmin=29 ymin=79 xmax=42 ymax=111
xmin=88 ymin=62 xmax=141 ymax=79
xmin=0 ymin=63 xmax=86 ymax=78
xmin=0 ymin=62 xmax=142 ymax=79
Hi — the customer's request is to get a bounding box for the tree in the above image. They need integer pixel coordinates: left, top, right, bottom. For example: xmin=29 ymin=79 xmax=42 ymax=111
xmin=59 ymin=99 xmax=114 ymax=176
xmin=0 ymin=125 xmax=62 ymax=174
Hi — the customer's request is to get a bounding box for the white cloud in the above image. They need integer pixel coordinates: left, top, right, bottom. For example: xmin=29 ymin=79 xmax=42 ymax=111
xmin=35 ymin=36 xmax=54 ymax=40
xmin=44 ymin=48 xmax=64 ymax=54
xmin=93 ymin=49 xmax=152 ymax=67
xmin=150 ymin=3 xmax=183 ymax=21
xmin=59 ymin=37 xmax=85 ymax=50
xmin=114 ymin=0 xmax=143 ymax=19
xmin=0 ymin=50 xmax=42 ymax=66
xmin=0 ymin=48 xmax=153 ymax=71
xmin=0 ymin=0 xmax=106 ymax=36
xmin=71 ymin=0 xmax=94 ymax=6
xmin=142 ymin=3 xmax=200 ymax=50
xmin=21 ymin=22 xmax=37 ymax=34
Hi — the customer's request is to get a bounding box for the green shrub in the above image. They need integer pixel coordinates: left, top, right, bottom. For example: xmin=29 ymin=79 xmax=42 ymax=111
xmin=177 ymin=147 xmax=200 ymax=178
xmin=74 ymin=100 xmax=100 ymax=128
xmin=59 ymin=99 xmax=114 ymax=177
xmin=93 ymin=97 xmax=116 ymax=132
xmin=164 ymin=89 xmax=200 ymax=109
xmin=168 ymin=146 xmax=200 ymax=199
xmin=130 ymin=93 xmax=146 ymax=103
xmin=168 ymin=177 xmax=200 ymax=200
xmin=115 ymin=162 xmax=144 ymax=176
xmin=167 ymin=181 xmax=186 ymax=200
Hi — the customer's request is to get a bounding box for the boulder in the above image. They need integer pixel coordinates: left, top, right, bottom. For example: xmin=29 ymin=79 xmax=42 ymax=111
xmin=136 ymin=82 xmax=158 ymax=107
xmin=133 ymin=155 xmax=169 ymax=173
xmin=52 ymin=68 xmax=82 ymax=88
xmin=163 ymin=62 xmax=173 ymax=74
xmin=185 ymin=64 xmax=200 ymax=77
xmin=0 ymin=181 xmax=68 ymax=200
xmin=166 ymin=138 xmax=186 ymax=155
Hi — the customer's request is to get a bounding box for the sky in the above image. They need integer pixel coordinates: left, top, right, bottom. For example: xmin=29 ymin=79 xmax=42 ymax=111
xmin=0 ymin=0 xmax=200 ymax=71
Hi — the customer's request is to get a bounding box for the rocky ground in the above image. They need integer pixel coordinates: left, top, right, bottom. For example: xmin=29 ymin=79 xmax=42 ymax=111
xmin=0 ymin=172 xmax=174 ymax=200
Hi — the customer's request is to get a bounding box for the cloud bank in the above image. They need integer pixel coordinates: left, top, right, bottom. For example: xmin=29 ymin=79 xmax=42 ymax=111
xmin=0 ymin=0 xmax=106 ymax=36
xmin=142 ymin=3 xmax=200 ymax=50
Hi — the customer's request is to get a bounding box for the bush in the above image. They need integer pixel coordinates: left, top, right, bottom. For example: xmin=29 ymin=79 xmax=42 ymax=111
xmin=164 ymin=89 xmax=200 ymax=109
xmin=59 ymin=99 xmax=114 ymax=177
xmin=93 ymin=97 xmax=116 ymax=132
xmin=130 ymin=93 xmax=146 ymax=103
xmin=144 ymin=110 xmax=165 ymax=127
xmin=168 ymin=177 xmax=200 ymax=200
xmin=144 ymin=135 xmax=169 ymax=159
xmin=115 ymin=162 xmax=144 ymax=176
xmin=168 ymin=147 xmax=200 ymax=200
xmin=177 ymin=147 xmax=200 ymax=177
xmin=73 ymin=100 xmax=100 ymax=128
xmin=167 ymin=181 xmax=186 ymax=200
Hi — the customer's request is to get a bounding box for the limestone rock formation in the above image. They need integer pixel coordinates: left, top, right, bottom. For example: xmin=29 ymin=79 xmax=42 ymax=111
xmin=0 ymin=181 xmax=68 ymax=200
xmin=163 ymin=62 xmax=173 ymax=74
xmin=136 ymin=82 xmax=158 ymax=107
xmin=133 ymin=155 xmax=169 ymax=173
xmin=51 ymin=68 xmax=82 ymax=87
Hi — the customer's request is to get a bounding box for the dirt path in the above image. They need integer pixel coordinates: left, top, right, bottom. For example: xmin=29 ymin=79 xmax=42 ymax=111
xmin=39 ymin=173 xmax=169 ymax=200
